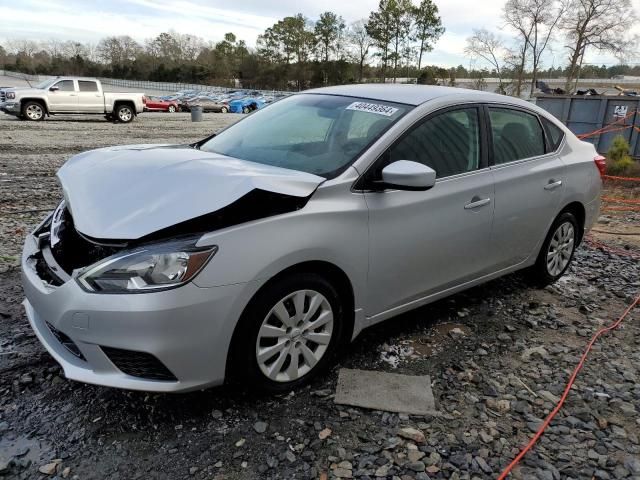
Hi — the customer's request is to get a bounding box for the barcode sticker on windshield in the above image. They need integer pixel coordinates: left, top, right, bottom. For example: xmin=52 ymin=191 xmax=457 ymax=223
xmin=346 ymin=102 xmax=399 ymax=117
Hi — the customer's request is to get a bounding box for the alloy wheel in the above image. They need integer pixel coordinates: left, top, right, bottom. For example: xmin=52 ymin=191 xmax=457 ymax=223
xmin=118 ymin=107 xmax=133 ymax=122
xmin=255 ymin=290 xmax=334 ymax=382
xmin=546 ymin=221 xmax=575 ymax=276
xmin=168 ymin=105 xmax=176 ymax=113
xmin=26 ymin=104 xmax=43 ymax=120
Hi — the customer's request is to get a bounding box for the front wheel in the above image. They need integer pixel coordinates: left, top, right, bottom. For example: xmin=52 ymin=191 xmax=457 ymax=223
xmin=220 ymin=106 xmax=228 ymax=114
xmin=527 ymin=212 xmax=579 ymax=287
xmin=22 ymin=101 xmax=45 ymax=121
xmin=242 ymin=106 xmax=250 ymax=114
xmin=230 ymin=273 xmax=345 ymax=393
xmin=114 ymin=104 xmax=134 ymax=123
xmin=168 ymin=105 xmax=176 ymax=113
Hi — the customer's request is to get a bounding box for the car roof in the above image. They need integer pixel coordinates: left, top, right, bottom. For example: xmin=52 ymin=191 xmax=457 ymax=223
xmin=304 ymin=84 xmax=533 ymax=108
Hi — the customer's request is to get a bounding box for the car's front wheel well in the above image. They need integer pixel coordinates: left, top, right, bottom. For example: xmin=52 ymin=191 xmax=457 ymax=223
xmin=225 ymin=261 xmax=356 ymax=382
xmin=559 ymin=201 xmax=586 ymax=243
xmin=21 ymin=98 xmax=47 ymax=114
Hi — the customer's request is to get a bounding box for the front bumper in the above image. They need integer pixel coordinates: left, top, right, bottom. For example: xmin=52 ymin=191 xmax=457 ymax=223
xmin=21 ymin=233 xmax=255 ymax=392
xmin=0 ymin=101 xmax=20 ymax=114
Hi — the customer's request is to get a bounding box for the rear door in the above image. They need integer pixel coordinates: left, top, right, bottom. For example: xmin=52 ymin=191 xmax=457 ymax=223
xmin=76 ymin=80 xmax=103 ymax=113
xmin=364 ymin=106 xmax=495 ymax=316
xmin=47 ymin=79 xmax=77 ymax=112
xmin=488 ymin=105 xmax=565 ymax=269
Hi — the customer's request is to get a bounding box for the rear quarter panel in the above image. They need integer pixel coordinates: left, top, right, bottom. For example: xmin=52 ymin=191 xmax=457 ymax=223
xmin=558 ymin=135 xmax=602 ymax=233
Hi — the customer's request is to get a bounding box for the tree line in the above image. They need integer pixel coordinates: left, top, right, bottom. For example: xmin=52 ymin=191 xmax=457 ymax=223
xmin=465 ymin=0 xmax=638 ymax=95
xmin=0 ymin=0 xmax=638 ymax=94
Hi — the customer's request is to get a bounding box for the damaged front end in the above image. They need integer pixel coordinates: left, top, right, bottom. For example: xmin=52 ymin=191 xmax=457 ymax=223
xmin=27 ymin=187 xmax=312 ymax=291
xmin=31 ymin=201 xmax=124 ymax=287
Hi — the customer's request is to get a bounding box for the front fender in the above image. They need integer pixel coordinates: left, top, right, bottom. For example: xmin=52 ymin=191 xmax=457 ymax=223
xmin=192 ymin=184 xmax=369 ymax=311
xmin=20 ymin=96 xmax=49 ymax=112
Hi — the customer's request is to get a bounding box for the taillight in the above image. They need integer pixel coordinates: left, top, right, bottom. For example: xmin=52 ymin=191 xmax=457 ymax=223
xmin=594 ymin=155 xmax=606 ymax=178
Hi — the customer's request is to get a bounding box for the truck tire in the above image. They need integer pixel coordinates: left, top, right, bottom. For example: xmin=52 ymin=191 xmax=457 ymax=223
xmin=114 ymin=104 xmax=134 ymax=123
xmin=22 ymin=101 xmax=45 ymax=121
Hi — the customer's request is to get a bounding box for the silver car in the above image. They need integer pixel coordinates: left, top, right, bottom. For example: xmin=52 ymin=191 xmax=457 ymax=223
xmin=21 ymin=85 xmax=602 ymax=393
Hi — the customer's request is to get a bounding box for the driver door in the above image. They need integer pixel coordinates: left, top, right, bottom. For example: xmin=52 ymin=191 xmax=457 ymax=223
xmin=364 ymin=106 xmax=496 ymax=317
xmin=47 ymin=79 xmax=78 ymax=112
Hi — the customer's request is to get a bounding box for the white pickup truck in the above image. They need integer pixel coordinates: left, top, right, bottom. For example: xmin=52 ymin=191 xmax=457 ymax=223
xmin=0 ymin=77 xmax=144 ymax=123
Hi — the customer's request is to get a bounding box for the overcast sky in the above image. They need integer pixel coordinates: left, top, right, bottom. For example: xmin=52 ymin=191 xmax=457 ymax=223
xmin=1 ymin=0 xmax=639 ymax=69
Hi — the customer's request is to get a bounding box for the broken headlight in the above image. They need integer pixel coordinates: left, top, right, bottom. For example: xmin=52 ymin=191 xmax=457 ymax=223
xmin=77 ymin=239 xmax=217 ymax=293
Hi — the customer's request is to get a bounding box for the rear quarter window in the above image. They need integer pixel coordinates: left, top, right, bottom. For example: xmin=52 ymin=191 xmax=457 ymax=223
xmin=541 ymin=117 xmax=565 ymax=151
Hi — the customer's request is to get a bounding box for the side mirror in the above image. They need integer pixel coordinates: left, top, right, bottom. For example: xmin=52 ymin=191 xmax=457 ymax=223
xmin=379 ymin=160 xmax=436 ymax=191
xmin=49 ymin=86 xmax=59 ymax=92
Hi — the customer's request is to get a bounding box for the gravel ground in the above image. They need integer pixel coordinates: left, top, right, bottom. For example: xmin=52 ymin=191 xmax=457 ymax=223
xmin=1 ymin=112 xmax=639 ymax=480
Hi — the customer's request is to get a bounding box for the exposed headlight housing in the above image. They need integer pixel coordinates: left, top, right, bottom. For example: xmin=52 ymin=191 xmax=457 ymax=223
xmin=77 ymin=239 xmax=217 ymax=294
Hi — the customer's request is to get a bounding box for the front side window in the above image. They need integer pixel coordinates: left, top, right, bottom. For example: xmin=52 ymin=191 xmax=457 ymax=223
xmin=78 ymin=81 xmax=98 ymax=92
xmin=489 ymin=108 xmax=545 ymax=164
xmin=385 ymin=107 xmax=481 ymax=178
xmin=53 ymin=80 xmax=75 ymax=92
xmin=200 ymin=94 xmax=411 ymax=179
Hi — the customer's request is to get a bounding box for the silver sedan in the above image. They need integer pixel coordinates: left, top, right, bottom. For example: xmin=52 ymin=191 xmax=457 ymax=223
xmin=21 ymin=85 xmax=601 ymax=393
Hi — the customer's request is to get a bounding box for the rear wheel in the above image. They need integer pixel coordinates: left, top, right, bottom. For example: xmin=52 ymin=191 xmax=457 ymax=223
xmin=230 ymin=273 xmax=345 ymax=393
xmin=220 ymin=106 xmax=228 ymax=114
xmin=242 ymin=106 xmax=250 ymax=114
xmin=22 ymin=101 xmax=45 ymax=121
xmin=115 ymin=104 xmax=134 ymax=123
xmin=168 ymin=105 xmax=176 ymax=113
xmin=527 ymin=211 xmax=578 ymax=287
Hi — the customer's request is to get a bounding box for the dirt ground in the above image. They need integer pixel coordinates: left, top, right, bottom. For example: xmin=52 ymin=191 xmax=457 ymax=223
xmin=0 ymin=112 xmax=639 ymax=480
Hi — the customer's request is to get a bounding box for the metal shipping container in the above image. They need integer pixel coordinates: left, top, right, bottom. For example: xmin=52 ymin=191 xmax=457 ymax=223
xmin=535 ymin=95 xmax=640 ymax=158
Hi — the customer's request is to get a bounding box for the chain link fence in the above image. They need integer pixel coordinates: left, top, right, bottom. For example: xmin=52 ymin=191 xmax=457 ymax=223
xmin=0 ymin=70 xmax=288 ymax=97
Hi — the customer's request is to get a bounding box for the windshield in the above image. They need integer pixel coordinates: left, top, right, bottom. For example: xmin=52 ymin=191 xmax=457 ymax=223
xmin=200 ymin=94 xmax=411 ymax=179
xmin=35 ymin=78 xmax=56 ymax=89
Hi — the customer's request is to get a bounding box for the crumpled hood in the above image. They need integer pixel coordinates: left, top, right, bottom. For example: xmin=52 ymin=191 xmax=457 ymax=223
xmin=57 ymin=144 xmax=325 ymax=240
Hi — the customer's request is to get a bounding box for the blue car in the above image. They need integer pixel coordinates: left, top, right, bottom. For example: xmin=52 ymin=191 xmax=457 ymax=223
xmin=228 ymin=97 xmax=265 ymax=114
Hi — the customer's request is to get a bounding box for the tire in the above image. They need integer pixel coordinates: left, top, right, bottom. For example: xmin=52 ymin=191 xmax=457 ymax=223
xmin=168 ymin=105 xmax=176 ymax=113
xmin=22 ymin=101 xmax=45 ymax=121
xmin=230 ymin=273 xmax=345 ymax=393
xmin=242 ymin=106 xmax=250 ymax=114
xmin=114 ymin=104 xmax=134 ymax=123
xmin=220 ymin=106 xmax=228 ymax=114
xmin=527 ymin=212 xmax=579 ymax=287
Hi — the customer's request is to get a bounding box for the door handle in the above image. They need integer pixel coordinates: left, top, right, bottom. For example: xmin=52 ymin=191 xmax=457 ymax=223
xmin=464 ymin=197 xmax=491 ymax=209
xmin=544 ymin=180 xmax=562 ymax=190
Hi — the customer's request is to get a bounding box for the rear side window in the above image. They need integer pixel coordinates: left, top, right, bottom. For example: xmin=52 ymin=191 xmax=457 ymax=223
xmin=387 ymin=107 xmax=481 ymax=178
xmin=53 ymin=80 xmax=75 ymax=92
xmin=489 ymin=108 xmax=545 ymax=164
xmin=541 ymin=117 xmax=565 ymax=151
xmin=78 ymin=81 xmax=98 ymax=92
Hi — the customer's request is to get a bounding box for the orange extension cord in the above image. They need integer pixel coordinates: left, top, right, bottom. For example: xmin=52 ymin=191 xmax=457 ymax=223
xmin=497 ymin=262 xmax=640 ymax=478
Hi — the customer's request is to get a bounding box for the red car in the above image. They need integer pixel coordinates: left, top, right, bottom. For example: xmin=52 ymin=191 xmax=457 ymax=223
xmin=143 ymin=96 xmax=179 ymax=113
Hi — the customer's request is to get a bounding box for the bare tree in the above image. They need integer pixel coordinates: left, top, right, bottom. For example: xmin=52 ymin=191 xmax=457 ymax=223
xmin=347 ymin=19 xmax=374 ymax=82
xmin=465 ymin=29 xmax=508 ymax=93
xmin=561 ymin=0 xmax=637 ymax=92
xmin=504 ymin=0 xmax=567 ymax=97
